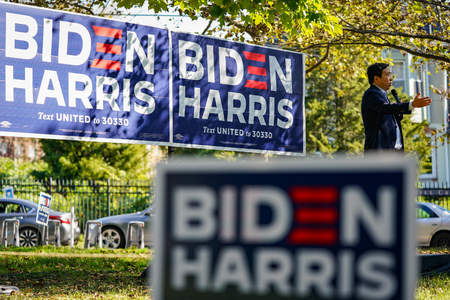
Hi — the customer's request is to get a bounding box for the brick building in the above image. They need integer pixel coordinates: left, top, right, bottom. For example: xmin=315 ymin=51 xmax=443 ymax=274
xmin=0 ymin=137 xmax=42 ymax=161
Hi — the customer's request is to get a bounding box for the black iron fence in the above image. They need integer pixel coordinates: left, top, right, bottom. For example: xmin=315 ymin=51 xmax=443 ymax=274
xmin=417 ymin=181 xmax=450 ymax=210
xmin=0 ymin=178 xmax=152 ymax=232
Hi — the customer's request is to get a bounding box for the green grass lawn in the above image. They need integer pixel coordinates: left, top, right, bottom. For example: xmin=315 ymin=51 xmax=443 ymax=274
xmin=0 ymin=244 xmax=448 ymax=299
xmin=416 ymin=247 xmax=450 ymax=300
xmin=0 ymin=243 xmax=151 ymax=299
xmin=416 ymin=273 xmax=450 ymax=300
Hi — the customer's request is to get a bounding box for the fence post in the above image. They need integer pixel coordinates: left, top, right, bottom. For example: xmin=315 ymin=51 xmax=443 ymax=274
xmin=70 ymin=206 xmax=75 ymax=248
xmin=107 ymin=179 xmax=111 ymax=216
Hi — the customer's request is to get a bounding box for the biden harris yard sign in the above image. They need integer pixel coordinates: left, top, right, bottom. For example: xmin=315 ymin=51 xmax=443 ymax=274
xmin=3 ymin=186 xmax=14 ymax=198
xmin=0 ymin=2 xmax=304 ymax=155
xmin=154 ymin=155 xmax=417 ymax=300
xmin=0 ymin=2 xmax=170 ymax=144
xmin=36 ymin=192 xmax=52 ymax=226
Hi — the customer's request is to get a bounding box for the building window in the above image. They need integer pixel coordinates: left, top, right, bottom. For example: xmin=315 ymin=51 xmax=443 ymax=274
xmin=447 ymin=76 xmax=450 ymax=134
xmin=15 ymin=144 xmax=22 ymax=157
xmin=391 ymin=62 xmax=405 ymax=91
xmin=28 ymin=145 xmax=36 ymax=160
xmin=412 ymin=65 xmax=424 ymax=96
xmin=0 ymin=142 xmax=7 ymax=156
xmin=419 ymin=132 xmax=437 ymax=180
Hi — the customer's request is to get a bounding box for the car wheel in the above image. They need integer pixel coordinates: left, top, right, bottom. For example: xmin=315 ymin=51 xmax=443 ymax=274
xmin=19 ymin=227 xmax=40 ymax=247
xmin=430 ymin=232 xmax=450 ymax=247
xmin=101 ymin=226 xmax=125 ymax=249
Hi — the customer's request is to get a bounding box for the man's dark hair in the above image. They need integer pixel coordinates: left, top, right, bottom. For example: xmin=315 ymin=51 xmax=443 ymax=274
xmin=367 ymin=63 xmax=390 ymax=85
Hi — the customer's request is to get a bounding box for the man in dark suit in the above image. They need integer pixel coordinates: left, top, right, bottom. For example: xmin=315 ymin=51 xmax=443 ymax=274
xmin=361 ymin=63 xmax=432 ymax=152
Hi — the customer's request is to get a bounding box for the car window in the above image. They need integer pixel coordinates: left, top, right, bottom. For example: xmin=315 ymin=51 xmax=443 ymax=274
xmin=416 ymin=206 xmax=438 ymax=219
xmin=0 ymin=202 xmax=6 ymax=214
xmin=22 ymin=205 xmax=33 ymax=213
xmin=433 ymin=204 xmax=450 ymax=214
xmin=5 ymin=203 xmax=22 ymax=214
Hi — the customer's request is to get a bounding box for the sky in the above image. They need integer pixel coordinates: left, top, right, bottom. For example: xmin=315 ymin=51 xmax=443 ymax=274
xmin=103 ymin=2 xmax=214 ymax=35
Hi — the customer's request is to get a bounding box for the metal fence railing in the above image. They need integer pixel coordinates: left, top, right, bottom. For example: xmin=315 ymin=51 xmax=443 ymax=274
xmin=417 ymin=181 xmax=450 ymax=210
xmin=0 ymin=178 xmax=152 ymax=233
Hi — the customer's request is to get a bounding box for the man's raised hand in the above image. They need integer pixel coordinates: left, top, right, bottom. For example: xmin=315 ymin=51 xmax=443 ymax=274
xmin=412 ymin=93 xmax=432 ymax=108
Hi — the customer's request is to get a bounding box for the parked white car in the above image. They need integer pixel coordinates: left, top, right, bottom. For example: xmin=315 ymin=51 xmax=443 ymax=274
xmin=416 ymin=202 xmax=450 ymax=247
xmin=90 ymin=207 xmax=153 ymax=249
xmin=0 ymin=198 xmax=80 ymax=246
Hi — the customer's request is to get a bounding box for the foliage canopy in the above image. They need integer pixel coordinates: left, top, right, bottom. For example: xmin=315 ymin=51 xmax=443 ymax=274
xmin=33 ymin=140 xmax=151 ymax=180
xmin=111 ymin=0 xmax=449 ymax=72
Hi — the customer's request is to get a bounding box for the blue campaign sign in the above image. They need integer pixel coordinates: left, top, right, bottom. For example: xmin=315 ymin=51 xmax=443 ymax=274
xmin=0 ymin=2 xmax=304 ymax=155
xmin=36 ymin=192 xmax=52 ymax=226
xmin=0 ymin=2 xmax=170 ymax=144
xmin=154 ymin=155 xmax=416 ymax=300
xmin=171 ymin=32 xmax=304 ymax=154
xmin=3 ymin=186 xmax=14 ymax=199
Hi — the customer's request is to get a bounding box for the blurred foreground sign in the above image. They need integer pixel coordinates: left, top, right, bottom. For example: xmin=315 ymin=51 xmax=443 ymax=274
xmin=154 ymin=155 xmax=417 ymax=300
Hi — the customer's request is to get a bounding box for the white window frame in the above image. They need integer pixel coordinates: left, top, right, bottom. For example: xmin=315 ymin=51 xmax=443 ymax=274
xmin=419 ymin=135 xmax=437 ymax=180
xmin=392 ymin=61 xmax=406 ymax=92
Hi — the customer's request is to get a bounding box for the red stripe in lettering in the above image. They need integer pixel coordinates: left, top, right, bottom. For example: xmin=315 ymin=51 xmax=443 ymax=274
xmin=92 ymin=26 xmax=123 ymax=39
xmin=288 ymin=229 xmax=337 ymax=245
xmin=96 ymin=43 xmax=122 ymax=54
xmin=289 ymin=187 xmax=338 ymax=203
xmin=245 ymin=80 xmax=267 ymax=90
xmin=294 ymin=208 xmax=338 ymax=224
xmin=243 ymin=51 xmax=266 ymax=62
xmin=90 ymin=59 xmax=121 ymax=71
xmin=248 ymin=66 xmax=267 ymax=76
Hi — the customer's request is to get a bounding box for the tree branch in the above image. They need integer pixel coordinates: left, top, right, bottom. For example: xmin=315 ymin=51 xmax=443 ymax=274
xmin=413 ymin=0 xmax=450 ymax=10
xmin=201 ymin=19 xmax=213 ymax=35
xmin=294 ymin=41 xmax=450 ymax=64
xmin=369 ymin=41 xmax=450 ymax=64
xmin=343 ymin=26 xmax=450 ymax=43
xmin=305 ymin=44 xmax=330 ymax=73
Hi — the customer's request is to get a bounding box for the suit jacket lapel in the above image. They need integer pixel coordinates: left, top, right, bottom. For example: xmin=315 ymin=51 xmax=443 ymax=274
xmin=371 ymin=85 xmax=389 ymax=103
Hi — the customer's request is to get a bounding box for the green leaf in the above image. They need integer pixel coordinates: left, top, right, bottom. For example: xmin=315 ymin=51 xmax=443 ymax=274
xmin=253 ymin=13 xmax=263 ymax=26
